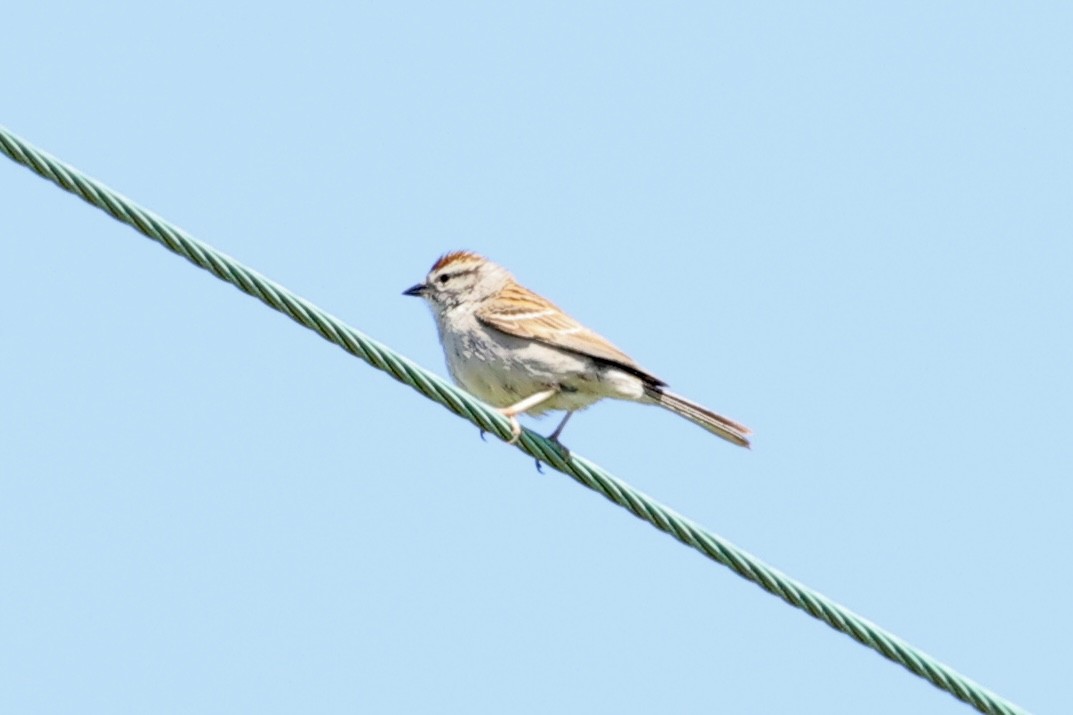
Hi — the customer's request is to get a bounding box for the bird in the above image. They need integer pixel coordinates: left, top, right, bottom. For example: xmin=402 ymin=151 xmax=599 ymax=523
xmin=404 ymin=251 xmax=751 ymax=449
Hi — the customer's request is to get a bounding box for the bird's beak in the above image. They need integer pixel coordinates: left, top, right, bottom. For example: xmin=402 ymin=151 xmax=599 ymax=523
xmin=403 ymin=283 xmax=427 ymax=297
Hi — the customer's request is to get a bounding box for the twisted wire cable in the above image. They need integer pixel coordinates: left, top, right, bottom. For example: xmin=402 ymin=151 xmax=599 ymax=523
xmin=0 ymin=124 xmax=1028 ymax=715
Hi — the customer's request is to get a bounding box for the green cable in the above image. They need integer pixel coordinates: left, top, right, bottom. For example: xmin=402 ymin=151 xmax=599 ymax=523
xmin=0 ymin=124 xmax=1029 ymax=715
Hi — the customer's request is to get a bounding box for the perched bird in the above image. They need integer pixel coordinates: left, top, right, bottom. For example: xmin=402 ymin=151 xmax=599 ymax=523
xmin=405 ymin=251 xmax=751 ymax=448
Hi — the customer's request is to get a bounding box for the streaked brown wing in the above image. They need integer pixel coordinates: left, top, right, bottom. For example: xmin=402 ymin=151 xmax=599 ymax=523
xmin=475 ymin=280 xmax=666 ymax=386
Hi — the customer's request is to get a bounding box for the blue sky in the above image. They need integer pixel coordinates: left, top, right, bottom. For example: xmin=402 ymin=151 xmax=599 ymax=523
xmin=2 ymin=3 xmax=1069 ymax=713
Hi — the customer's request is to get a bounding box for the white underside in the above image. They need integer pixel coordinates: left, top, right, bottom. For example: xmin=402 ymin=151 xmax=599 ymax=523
xmin=433 ymin=307 xmax=645 ymax=415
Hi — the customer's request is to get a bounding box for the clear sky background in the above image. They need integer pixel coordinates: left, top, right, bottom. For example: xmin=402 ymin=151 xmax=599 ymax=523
xmin=2 ymin=3 xmax=1069 ymax=714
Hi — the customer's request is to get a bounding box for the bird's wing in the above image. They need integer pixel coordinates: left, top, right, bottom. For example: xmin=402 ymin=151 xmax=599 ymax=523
xmin=475 ymin=280 xmax=666 ymax=386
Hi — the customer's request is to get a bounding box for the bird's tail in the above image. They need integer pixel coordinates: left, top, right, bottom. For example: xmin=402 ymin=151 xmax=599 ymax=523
xmin=644 ymin=386 xmax=752 ymax=448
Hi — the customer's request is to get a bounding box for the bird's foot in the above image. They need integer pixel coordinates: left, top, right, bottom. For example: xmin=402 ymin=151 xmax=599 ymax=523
xmin=534 ymin=434 xmax=570 ymax=473
xmin=494 ymin=409 xmax=523 ymax=445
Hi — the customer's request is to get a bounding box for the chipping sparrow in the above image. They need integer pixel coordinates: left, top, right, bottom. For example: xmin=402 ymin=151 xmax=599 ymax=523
xmin=405 ymin=251 xmax=751 ymax=448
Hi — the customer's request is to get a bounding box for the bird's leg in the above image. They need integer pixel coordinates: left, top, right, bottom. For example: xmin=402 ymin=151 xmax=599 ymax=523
xmin=547 ymin=411 xmax=573 ymax=444
xmin=534 ymin=411 xmax=575 ymax=473
xmin=497 ymin=388 xmax=558 ymax=444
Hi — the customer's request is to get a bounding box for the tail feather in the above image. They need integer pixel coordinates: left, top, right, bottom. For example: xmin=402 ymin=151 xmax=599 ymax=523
xmin=644 ymin=386 xmax=752 ymax=448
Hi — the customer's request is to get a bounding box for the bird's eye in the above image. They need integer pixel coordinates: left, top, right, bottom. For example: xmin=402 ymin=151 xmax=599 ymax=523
xmin=438 ymin=274 xmax=451 ymax=284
